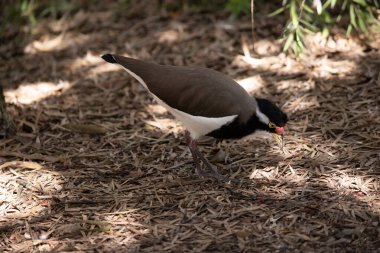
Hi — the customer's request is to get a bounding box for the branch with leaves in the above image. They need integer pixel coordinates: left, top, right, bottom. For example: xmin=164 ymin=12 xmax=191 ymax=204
xmin=268 ymin=0 xmax=380 ymax=55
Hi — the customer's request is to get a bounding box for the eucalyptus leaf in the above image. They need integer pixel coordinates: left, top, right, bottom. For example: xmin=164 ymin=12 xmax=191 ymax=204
xmin=349 ymin=4 xmax=358 ymax=29
xmin=303 ymin=3 xmax=314 ymax=14
xmin=346 ymin=24 xmax=353 ymax=36
xmin=322 ymin=27 xmax=329 ymax=38
xmin=283 ymin=34 xmax=294 ymax=52
xmin=357 ymin=11 xmax=368 ymax=33
xmin=268 ymin=6 xmax=288 ymax=17
xmin=290 ymin=0 xmax=298 ymax=26
xmin=300 ymin=19 xmax=319 ymax=32
xmin=353 ymin=0 xmax=367 ymax=7
xmin=293 ymin=43 xmax=300 ymax=56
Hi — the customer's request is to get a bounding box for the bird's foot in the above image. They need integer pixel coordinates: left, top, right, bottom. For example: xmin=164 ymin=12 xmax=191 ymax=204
xmin=185 ymin=130 xmax=239 ymax=185
xmin=194 ymin=147 xmax=238 ymax=184
xmin=202 ymin=164 xmax=240 ymax=185
xmin=196 ymin=153 xmax=238 ymax=184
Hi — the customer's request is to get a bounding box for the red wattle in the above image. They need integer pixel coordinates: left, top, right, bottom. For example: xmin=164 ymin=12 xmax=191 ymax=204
xmin=275 ymin=127 xmax=285 ymax=135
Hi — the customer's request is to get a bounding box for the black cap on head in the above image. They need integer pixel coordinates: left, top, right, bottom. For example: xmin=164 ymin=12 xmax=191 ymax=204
xmin=256 ymin=98 xmax=288 ymax=127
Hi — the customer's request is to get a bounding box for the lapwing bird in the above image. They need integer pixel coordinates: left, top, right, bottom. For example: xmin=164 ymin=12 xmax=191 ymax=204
xmin=101 ymin=54 xmax=288 ymax=183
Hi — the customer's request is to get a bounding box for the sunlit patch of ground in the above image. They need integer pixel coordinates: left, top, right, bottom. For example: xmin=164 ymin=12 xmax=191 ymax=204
xmin=5 ymin=81 xmax=71 ymax=105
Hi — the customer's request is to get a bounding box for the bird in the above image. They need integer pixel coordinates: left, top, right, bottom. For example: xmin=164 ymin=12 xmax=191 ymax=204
xmin=101 ymin=54 xmax=288 ymax=183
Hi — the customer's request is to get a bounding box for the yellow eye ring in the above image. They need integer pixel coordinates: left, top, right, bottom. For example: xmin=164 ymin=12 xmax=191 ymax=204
xmin=268 ymin=122 xmax=277 ymax=128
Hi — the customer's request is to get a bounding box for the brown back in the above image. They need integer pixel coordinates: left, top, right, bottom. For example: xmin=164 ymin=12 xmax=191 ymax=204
xmin=113 ymin=55 xmax=257 ymax=122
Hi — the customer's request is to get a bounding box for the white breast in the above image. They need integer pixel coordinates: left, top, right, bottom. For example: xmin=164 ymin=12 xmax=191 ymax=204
xmin=120 ymin=66 xmax=237 ymax=139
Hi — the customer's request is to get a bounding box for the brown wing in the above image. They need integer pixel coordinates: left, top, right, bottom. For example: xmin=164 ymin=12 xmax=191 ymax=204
xmin=112 ymin=55 xmax=257 ymax=122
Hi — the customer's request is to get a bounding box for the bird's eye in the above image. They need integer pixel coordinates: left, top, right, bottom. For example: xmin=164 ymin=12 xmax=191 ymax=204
xmin=268 ymin=122 xmax=276 ymax=128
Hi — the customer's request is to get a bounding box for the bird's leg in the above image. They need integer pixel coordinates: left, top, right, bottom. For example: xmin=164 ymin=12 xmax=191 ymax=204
xmin=185 ymin=131 xmax=208 ymax=177
xmin=185 ymin=131 xmax=233 ymax=183
xmin=191 ymin=146 xmax=233 ymax=183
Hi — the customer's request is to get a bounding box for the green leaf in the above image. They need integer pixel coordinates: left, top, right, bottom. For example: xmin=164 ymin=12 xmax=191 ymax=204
xmin=225 ymin=0 xmax=251 ymax=17
xmin=293 ymin=43 xmax=300 ymax=57
xmin=336 ymin=13 xmax=342 ymax=22
xmin=290 ymin=0 xmax=298 ymax=26
xmin=300 ymin=19 xmax=319 ymax=32
xmin=303 ymin=4 xmax=314 ymax=14
xmin=295 ymin=29 xmax=305 ymax=50
xmin=295 ymin=27 xmax=304 ymax=39
xmin=268 ymin=6 xmax=287 ymax=17
xmin=357 ymin=11 xmax=368 ymax=33
xmin=321 ymin=0 xmax=331 ymax=11
xmin=296 ymin=40 xmax=305 ymax=51
xmin=346 ymin=24 xmax=353 ymax=36
xmin=341 ymin=0 xmax=348 ymax=11
xmin=331 ymin=0 xmax=337 ymax=8
xmin=283 ymin=34 xmax=294 ymax=52
xmin=322 ymin=12 xmax=333 ymax=24
xmin=349 ymin=4 xmax=358 ymax=29
xmin=322 ymin=27 xmax=329 ymax=38
xmin=353 ymin=0 xmax=367 ymax=7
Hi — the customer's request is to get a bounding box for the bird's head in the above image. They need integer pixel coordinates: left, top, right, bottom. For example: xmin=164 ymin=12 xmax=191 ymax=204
xmin=255 ymin=98 xmax=288 ymax=135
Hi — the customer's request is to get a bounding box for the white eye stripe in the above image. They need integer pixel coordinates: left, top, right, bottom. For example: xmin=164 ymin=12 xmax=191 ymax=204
xmin=256 ymin=108 xmax=269 ymax=124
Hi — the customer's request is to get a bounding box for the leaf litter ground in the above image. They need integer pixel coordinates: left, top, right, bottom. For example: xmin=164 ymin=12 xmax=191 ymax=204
xmin=0 ymin=2 xmax=380 ymax=252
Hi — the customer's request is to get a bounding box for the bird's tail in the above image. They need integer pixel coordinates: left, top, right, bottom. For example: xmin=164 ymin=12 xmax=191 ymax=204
xmin=101 ymin=54 xmax=117 ymax=64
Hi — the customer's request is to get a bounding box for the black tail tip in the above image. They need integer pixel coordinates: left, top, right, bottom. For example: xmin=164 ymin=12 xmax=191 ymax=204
xmin=101 ymin=53 xmax=117 ymax=63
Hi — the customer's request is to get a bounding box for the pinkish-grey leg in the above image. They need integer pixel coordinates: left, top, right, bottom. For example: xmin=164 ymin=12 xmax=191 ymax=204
xmin=185 ymin=131 xmax=236 ymax=184
xmin=185 ymin=131 xmax=208 ymax=177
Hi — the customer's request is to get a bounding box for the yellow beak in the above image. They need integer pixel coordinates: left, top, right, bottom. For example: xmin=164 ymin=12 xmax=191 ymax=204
xmin=272 ymin=133 xmax=284 ymax=152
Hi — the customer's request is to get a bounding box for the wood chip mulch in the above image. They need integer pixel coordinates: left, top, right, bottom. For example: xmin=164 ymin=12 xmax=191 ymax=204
xmin=0 ymin=2 xmax=379 ymax=252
